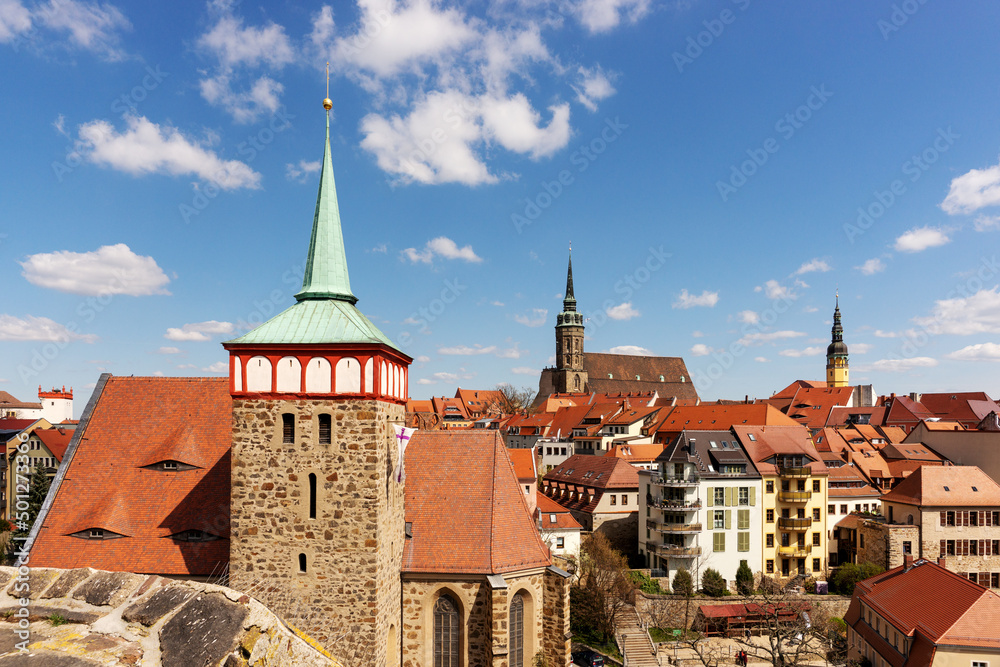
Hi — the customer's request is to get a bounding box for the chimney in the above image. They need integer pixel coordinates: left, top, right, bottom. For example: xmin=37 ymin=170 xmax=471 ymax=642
xmin=903 ymin=554 xmax=913 ymax=571
xmin=938 ymin=556 xmax=946 ymax=568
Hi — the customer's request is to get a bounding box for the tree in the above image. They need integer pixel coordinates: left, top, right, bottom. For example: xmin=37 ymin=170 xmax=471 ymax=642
xmin=730 ymin=580 xmax=827 ymax=667
xmin=572 ymin=533 xmax=637 ymax=643
xmin=672 ymin=569 xmax=693 ymax=596
xmin=830 ymin=562 xmax=884 ymax=595
xmin=701 ymin=568 xmax=726 ymax=597
xmin=736 ymin=561 xmax=755 ymax=596
xmin=7 ymin=467 xmax=52 ymax=563
xmin=494 ymin=383 xmax=537 ymax=414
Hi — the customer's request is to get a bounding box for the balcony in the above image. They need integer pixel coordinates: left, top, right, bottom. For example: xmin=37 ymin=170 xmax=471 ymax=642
xmin=658 ymin=523 xmax=702 ymax=534
xmin=778 ymin=491 xmax=812 ymax=503
xmin=777 ymin=517 xmax=813 ymax=530
xmin=652 ymin=498 xmax=702 ymax=512
xmin=778 ymin=466 xmax=811 ymax=479
xmin=651 ymin=475 xmax=699 ymax=488
xmin=653 ymin=544 xmax=702 ymax=558
xmin=778 ymin=544 xmax=813 ymax=557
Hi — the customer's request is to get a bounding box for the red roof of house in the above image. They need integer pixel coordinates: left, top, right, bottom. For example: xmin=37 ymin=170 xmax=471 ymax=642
xmin=29 ymin=376 xmax=231 ymax=576
xmin=535 ymin=493 xmax=583 ymax=530
xmin=403 ymin=430 xmax=550 ymax=574
xmin=0 ymin=391 xmax=42 ymax=410
xmin=880 ymin=465 xmax=1000 ymax=507
xmin=605 ymin=442 xmax=664 ymax=463
xmin=547 ymin=404 xmax=592 ymax=439
xmin=919 ymin=392 xmax=995 ymax=423
xmin=826 ymin=406 xmax=888 ymax=427
xmin=507 ymin=447 xmax=537 ymax=482
xmin=652 ymin=404 xmax=798 ymax=438
xmin=0 ymin=418 xmax=38 ymax=431
xmin=544 ymin=454 xmax=639 ymax=490
xmin=732 ymin=425 xmax=827 ymax=475
xmin=776 ymin=386 xmax=856 ymax=429
xmin=34 ymin=427 xmax=74 ymax=462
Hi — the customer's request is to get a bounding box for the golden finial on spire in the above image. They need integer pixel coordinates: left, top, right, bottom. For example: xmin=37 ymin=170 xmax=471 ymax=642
xmin=323 ymin=62 xmax=333 ymax=111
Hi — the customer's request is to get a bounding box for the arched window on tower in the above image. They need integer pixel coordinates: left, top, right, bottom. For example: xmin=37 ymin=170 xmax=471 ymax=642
xmin=433 ymin=595 xmax=460 ymax=667
xmin=298 ymin=553 xmax=307 ymax=573
xmin=509 ymin=592 xmax=525 ymax=667
xmin=282 ymin=413 xmax=294 ymax=444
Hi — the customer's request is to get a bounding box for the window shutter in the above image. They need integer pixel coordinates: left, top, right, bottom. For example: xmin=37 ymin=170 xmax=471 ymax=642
xmin=989 ymin=512 xmax=995 ymax=527
xmin=966 ymin=511 xmax=971 ymax=527
xmin=707 ymin=488 xmax=714 ymax=507
xmin=725 ymin=510 xmax=732 ymax=530
xmin=725 ymin=487 xmax=733 ymax=506
xmin=739 ymin=509 xmax=749 ymax=530
xmin=739 ymin=532 xmax=749 ymax=552
xmin=941 ymin=511 xmax=946 ymax=526
xmin=981 ymin=540 xmax=986 ymax=556
xmin=750 ymin=487 xmax=756 ymax=506
xmin=940 ymin=540 xmax=946 ymax=557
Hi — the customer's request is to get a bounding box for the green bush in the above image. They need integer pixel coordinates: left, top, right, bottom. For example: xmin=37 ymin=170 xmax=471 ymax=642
xmin=672 ymin=569 xmax=694 ymax=596
xmin=629 ymin=570 xmax=667 ymax=595
xmin=829 ymin=562 xmax=883 ymax=595
xmin=701 ymin=568 xmax=727 ymax=597
xmin=735 ymin=561 xmax=754 ymax=596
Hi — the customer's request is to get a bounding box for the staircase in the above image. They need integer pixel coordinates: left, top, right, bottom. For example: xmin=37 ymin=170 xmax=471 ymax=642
xmin=617 ymin=606 xmax=659 ymax=667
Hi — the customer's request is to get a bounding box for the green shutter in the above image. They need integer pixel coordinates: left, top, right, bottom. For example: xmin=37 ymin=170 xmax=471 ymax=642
xmin=738 ymin=532 xmax=749 ymax=552
xmin=725 ymin=487 xmax=733 ymax=506
xmin=707 ymin=488 xmax=714 ymax=507
xmin=725 ymin=510 xmax=732 ymax=530
xmin=714 ymin=533 xmax=725 ymax=552
xmin=738 ymin=509 xmax=749 ymax=530
xmin=750 ymin=487 xmax=756 ymax=506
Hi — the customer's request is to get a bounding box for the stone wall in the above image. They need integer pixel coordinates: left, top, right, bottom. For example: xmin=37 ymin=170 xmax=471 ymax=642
xmin=0 ymin=566 xmax=337 ymax=666
xmin=230 ymin=397 xmax=405 ymax=665
xmin=634 ymin=591 xmax=853 ymax=630
xmin=593 ymin=512 xmax=639 ymax=560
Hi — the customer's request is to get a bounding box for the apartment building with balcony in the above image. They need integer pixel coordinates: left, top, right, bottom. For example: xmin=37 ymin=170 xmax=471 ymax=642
xmin=734 ymin=425 xmax=829 ymax=580
xmin=639 ymin=430 xmax=761 ymax=591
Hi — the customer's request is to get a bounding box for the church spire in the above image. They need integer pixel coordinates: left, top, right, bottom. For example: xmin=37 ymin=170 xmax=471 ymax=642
xmin=295 ymin=95 xmax=357 ymax=304
xmin=563 ymin=245 xmax=577 ymax=312
xmin=827 ymin=291 xmax=849 ymax=387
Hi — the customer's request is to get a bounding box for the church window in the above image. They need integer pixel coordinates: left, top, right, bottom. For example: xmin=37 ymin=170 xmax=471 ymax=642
xmin=282 ymin=413 xmax=295 ymax=444
xmin=434 ymin=595 xmax=460 ymax=667
xmin=309 ymin=473 xmax=317 ymax=519
xmin=510 ymin=593 xmax=525 ymax=667
xmin=318 ymin=414 xmax=332 ymax=445
xmin=298 ymin=553 xmax=307 ymax=573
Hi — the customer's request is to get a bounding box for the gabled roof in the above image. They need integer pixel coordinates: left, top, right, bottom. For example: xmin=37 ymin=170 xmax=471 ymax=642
xmin=33 ymin=427 xmax=74 ymax=462
xmin=29 ymin=376 xmax=231 ymax=576
xmin=0 ymin=391 xmax=42 ymax=410
xmin=659 ymin=430 xmax=759 ymax=478
xmin=454 ymin=388 xmax=505 ymax=413
xmin=606 ymin=406 xmax=661 ymax=425
xmin=507 ymin=447 xmax=537 ymax=482
xmin=605 ymin=443 xmax=664 ymax=463
xmin=403 ymin=430 xmax=550 ymax=574
xmin=883 ymin=395 xmax=936 ymax=424
xmin=652 ymin=404 xmax=798 ymax=437
xmin=919 ymin=392 xmax=995 ymax=423
xmin=547 ymin=404 xmax=593 ymax=439
xmin=732 ymin=425 xmax=827 ymax=476
xmin=880 ymin=465 xmax=1000 ymax=507
xmin=543 ymin=454 xmax=639 ymax=490
xmin=535 ymin=493 xmax=583 ymax=531
xmin=582 ymin=352 xmax=698 ymax=401
xmin=826 ymin=406 xmax=888 ymax=428
xmin=768 ymin=385 xmax=855 ymax=429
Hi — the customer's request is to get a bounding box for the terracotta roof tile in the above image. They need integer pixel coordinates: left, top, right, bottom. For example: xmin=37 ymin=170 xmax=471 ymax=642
xmin=28 ymin=376 xmax=231 ymax=576
xmin=535 ymin=493 xmax=583 ymax=530
xmin=403 ymin=430 xmax=551 ymax=574
xmin=34 ymin=427 xmax=74 ymax=462
xmin=881 ymin=465 xmax=1000 ymax=506
xmin=543 ymin=454 xmax=639 ymax=490
xmin=507 ymin=447 xmax=537 ymax=481
xmin=732 ymin=425 xmax=827 ymax=475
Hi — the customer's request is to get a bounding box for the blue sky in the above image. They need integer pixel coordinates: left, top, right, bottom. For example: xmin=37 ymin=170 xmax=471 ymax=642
xmin=3 ymin=0 xmax=1000 ymax=413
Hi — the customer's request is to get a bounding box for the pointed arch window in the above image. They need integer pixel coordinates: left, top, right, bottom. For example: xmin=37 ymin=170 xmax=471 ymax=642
xmin=510 ymin=592 xmax=525 ymax=667
xmin=433 ymin=594 xmax=459 ymax=667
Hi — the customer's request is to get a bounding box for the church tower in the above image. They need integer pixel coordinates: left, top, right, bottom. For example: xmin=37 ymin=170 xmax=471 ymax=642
xmin=553 ymin=248 xmax=588 ymax=393
xmin=224 ymin=96 xmax=411 ymax=666
xmin=826 ymin=294 xmax=849 ymax=388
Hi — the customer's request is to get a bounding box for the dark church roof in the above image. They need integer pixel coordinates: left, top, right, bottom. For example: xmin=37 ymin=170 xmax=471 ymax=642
xmin=582 ymin=352 xmax=698 ymax=400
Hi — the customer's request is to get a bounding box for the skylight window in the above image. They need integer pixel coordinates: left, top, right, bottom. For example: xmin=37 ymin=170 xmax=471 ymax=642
xmin=710 ymin=441 xmax=718 ymax=448
xmin=943 ymin=486 xmax=950 ymax=492
xmin=973 ymin=486 xmax=979 ymax=492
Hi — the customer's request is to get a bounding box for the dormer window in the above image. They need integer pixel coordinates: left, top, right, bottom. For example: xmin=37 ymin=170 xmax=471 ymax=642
xmin=169 ymin=529 xmax=221 ymax=542
xmin=91 ymin=529 xmax=104 ymax=539
xmin=70 ymin=527 xmax=125 ymax=540
xmin=163 ymin=461 xmax=178 ymax=471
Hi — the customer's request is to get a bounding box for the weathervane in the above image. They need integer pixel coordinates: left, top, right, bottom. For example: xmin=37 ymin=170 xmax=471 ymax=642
xmin=323 ymin=61 xmax=332 ymax=111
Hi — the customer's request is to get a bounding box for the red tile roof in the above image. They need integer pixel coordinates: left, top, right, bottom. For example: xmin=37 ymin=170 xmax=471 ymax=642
xmin=605 ymin=443 xmax=664 ymax=463
xmin=0 ymin=418 xmax=38 ymax=431
xmin=880 ymin=465 xmax=1000 ymax=507
xmin=403 ymin=430 xmax=551 ymax=574
xmin=652 ymin=404 xmax=798 ymax=438
xmin=0 ymin=391 xmax=42 ymax=410
xmin=544 ymin=454 xmax=639 ymax=490
xmin=29 ymin=376 xmax=231 ymax=576
xmin=507 ymin=447 xmax=537 ymax=482
xmin=34 ymin=427 xmax=74 ymax=462
xmin=732 ymin=425 xmax=827 ymax=475
xmin=535 ymin=493 xmax=583 ymax=530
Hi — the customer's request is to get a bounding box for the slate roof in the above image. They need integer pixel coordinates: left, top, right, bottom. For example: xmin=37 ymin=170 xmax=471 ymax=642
xmin=403 ymin=430 xmax=551 ymax=574
xmin=28 ymin=376 xmax=231 ymax=576
xmin=880 ymin=465 xmax=1000 ymax=507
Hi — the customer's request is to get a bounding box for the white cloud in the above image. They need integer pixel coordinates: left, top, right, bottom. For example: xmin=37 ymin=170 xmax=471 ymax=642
xmin=803 ymin=306 xmax=818 ymax=313
xmin=433 ymin=370 xmax=474 ymax=382
xmin=690 ymin=344 xmax=713 ymax=357
xmin=34 ymin=0 xmax=130 ymax=60
xmin=572 ymin=65 xmax=616 ymax=111
xmin=514 ymin=308 xmax=548 ymax=327
xmin=482 ymin=94 xmax=571 ymax=160
xmin=673 ymin=289 xmax=719 ymax=309
xmin=946 ymin=342 xmax=1000 ymax=362
xmin=794 ymin=258 xmax=831 ymax=275
xmin=20 ymin=244 xmax=170 ymax=296
xmin=402 ymin=236 xmax=482 ymax=264
xmin=975 ymin=215 xmax=1000 ymax=232
xmin=197 ymin=13 xmax=293 ymax=69
xmin=0 ymin=314 xmax=97 ymax=342
xmin=737 ymin=330 xmax=806 ymax=347
xmin=874 ymin=329 xmax=898 ymax=338
xmin=75 ymin=115 xmax=261 ymax=190
xmin=496 ymin=344 xmax=525 ymax=359
xmin=754 ymin=356 xmax=769 ymax=363
xmin=941 ymin=161 xmax=1000 ymax=215
xmin=417 ymin=378 xmax=436 ymax=385
xmin=203 ymin=361 xmax=228 ymax=373
xmin=755 ymin=280 xmax=796 ymax=300
xmin=0 ymin=0 xmax=31 ymax=43
xmin=286 ymin=159 xmax=321 ymax=182
xmin=165 ymin=320 xmax=234 ymax=342
xmin=868 ymin=357 xmax=938 ymax=373
xmin=857 ymin=258 xmax=886 ymax=275
xmin=438 ymin=344 xmax=496 ymax=356
xmin=736 ymin=310 xmax=759 ymax=325
xmin=894 ymin=226 xmax=950 ymax=253
xmin=415 ymin=355 xmax=430 ymax=363
xmin=155 ymin=346 xmax=181 ymax=354
xmin=491 ymin=300 xmax=505 ymax=307
xmin=606 ymin=345 xmax=651 ymax=356
xmin=511 ymin=366 xmax=539 ymax=375
xmin=913 ymin=287 xmax=1000 ymax=335
xmin=606 ymin=302 xmax=640 ymax=320
xmin=691 ymin=330 xmax=705 ymax=338
xmin=573 ymin=0 xmax=651 ymax=33
xmin=778 ymin=346 xmax=824 ymax=358
xmin=200 ymin=74 xmax=285 ymax=124
xmin=852 ymin=343 xmax=873 ymax=354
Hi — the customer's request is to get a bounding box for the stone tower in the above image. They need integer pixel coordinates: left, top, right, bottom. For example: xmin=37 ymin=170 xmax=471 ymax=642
xmin=553 ymin=249 xmax=588 ymax=393
xmin=826 ymin=294 xmax=849 ymax=388
xmin=224 ymin=101 xmax=411 ymax=666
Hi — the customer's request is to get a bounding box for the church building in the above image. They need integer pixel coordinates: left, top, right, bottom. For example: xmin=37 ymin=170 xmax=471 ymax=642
xmin=826 ymin=295 xmax=849 ymax=388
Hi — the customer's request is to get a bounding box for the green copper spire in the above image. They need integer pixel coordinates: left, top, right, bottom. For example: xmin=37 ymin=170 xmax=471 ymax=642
xmin=295 ymin=112 xmax=357 ymax=304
